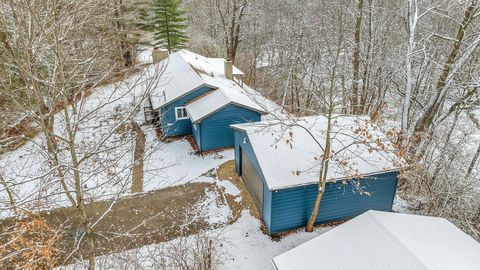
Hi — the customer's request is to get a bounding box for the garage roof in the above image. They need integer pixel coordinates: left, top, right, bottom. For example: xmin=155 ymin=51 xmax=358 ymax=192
xmin=272 ymin=210 xmax=480 ymax=270
xmin=231 ymin=115 xmax=406 ymax=190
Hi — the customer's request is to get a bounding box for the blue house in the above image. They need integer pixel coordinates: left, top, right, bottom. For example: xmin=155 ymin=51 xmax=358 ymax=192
xmin=147 ymin=49 xmax=266 ymax=152
xmin=231 ymin=115 xmax=406 ymax=235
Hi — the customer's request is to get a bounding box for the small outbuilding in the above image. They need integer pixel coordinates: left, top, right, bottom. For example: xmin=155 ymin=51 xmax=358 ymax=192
xmin=272 ymin=210 xmax=480 ymax=270
xmin=231 ymin=115 xmax=405 ymax=235
xmin=146 ymin=49 xmax=266 ymax=152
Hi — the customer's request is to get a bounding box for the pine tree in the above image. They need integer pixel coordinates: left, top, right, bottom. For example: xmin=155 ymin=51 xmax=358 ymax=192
xmin=151 ymin=0 xmax=189 ymax=53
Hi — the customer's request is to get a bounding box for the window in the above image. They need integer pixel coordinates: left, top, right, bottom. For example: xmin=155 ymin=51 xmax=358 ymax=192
xmin=175 ymin=107 xmax=189 ymax=120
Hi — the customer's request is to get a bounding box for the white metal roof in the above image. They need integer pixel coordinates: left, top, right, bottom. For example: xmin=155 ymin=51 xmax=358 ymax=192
xmin=149 ymin=50 xmax=246 ymax=109
xmin=272 ymin=210 xmax=480 ymax=270
xmin=231 ymin=115 xmax=406 ymax=190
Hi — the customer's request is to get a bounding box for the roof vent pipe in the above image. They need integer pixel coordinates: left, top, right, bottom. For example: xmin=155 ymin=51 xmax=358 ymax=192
xmin=152 ymin=48 xmax=169 ymax=64
xmin=224 ymin=59 xmax=233 ymax=80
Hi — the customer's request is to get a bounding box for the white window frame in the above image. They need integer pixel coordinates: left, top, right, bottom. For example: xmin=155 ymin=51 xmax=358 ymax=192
xmin=175 ymin=106 xmax=189 ymax=120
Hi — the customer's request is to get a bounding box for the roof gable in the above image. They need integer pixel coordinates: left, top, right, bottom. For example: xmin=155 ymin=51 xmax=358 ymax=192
xmin=149 ymin=50 xmax=247 ymax=109
xmin=148 ymin=52 xmax=205 ymax=108
xmin=186 ymin=81 xmax=266 ymax=123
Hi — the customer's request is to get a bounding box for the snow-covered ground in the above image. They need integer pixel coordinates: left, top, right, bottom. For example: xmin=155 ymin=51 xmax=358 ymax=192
xmin=1 ymin=49 xmax=324 ymax=270
xmin=0 ymin=48 xmax=283 ymax=220
xmin=0 ymin=65 xmax=233 ymax=217
xmin=4 ymin=49 xmax=462 ymax=270
xmin=59 ymin=196 xmax=331 ymax=270
xmin=136 ymin=49 xmax=153 ymax=65
xmin=142 ymin=133 xmax=233 ymax=191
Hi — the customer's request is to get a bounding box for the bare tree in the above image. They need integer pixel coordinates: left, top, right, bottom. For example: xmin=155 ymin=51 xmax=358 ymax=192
xmin=412 ymin=1 xmax=480 ymax=139
xmin=214 ymin=0 xmax=249 ymax=62
xmin=0 ymin=1 xmax=162 ymax=268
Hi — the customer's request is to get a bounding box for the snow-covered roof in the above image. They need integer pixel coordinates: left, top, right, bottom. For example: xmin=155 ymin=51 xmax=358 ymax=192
xmin=186 ymin=76 xmax=266 ymax=123
xmin=148 ymin=52 xmax=204 ymax=109
xmin=231 ymin=115 xmax=406 ymax=190
xmin=149 ymin=49 xmax=246 ymax=109
xmin=179 ymin=49 xmax=244 ymax=76
xmin=272 ymin=210 xmax=480 ymax=270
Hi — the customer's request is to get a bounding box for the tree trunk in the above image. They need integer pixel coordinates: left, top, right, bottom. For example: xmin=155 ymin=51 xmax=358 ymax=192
xmin=131 ymin=122 xmax=145 ymax=193
xmin=0 ymin=173 xmax=17 ymax=215
xmin=429 ymin=112 xmax=459 ymax=185
xmin=359 ymin=0 xmax=373 ymax=114
xmin=306 ymin=131 xmax=331 ymax=232
xmin=306 ymin=188 xmax=325 ymax=232
xmin=402 ymin=0 xmax=417 ymax=134
xmin=351 ymin=0 xmax=364 ymax=114
xmin=306 ymin=100 xmax=333 ymax=232
xmin=306 ymin=22 xmax=344 ymax=231
xmin=62 ymin=95 xmax=96 ymax=269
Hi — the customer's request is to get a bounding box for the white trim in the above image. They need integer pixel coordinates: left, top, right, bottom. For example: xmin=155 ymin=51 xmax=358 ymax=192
xmin=189 ymin=101 xmax=267 ymax=124
xmin=156 ymin=83 xmax=217 ymax=110
xmin=175 ymin=106 xmax=189 ymax=120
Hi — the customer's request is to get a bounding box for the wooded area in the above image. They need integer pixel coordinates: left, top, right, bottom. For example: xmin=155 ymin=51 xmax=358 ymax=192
xmin=185 ymin=0 xmax=480 ymax=238
xmin=0 ymin=0 xmax=479 ymax=269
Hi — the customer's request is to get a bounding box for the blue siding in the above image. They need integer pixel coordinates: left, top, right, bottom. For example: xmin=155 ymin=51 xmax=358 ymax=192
xmin=269 ymin=172 xmax=398 ymax=234
xmin=199 ymin=105 xmax=261 ymax=151
xmin=234 ymin=130 xmax=272 ymax=230
xmin=192 ymin=123 xmax=201 ymax=147
xmin=263 ymin=183 xmax=273 ymax=231
xmin=160 ymin=86 xmax=213 ymax=137
xmin=233 ymin=129 xmax=399 ymax=235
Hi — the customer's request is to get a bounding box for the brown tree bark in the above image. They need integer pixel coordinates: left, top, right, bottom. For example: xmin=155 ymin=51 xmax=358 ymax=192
xmin=351 ymin=0 xmax=364 ymax=114
xmin=131 ymin=122 xmax=146 ymax=193
xmin=306 ymin=128 xmax=331 ymax=232
xmin=216 ymin=0 xmax=248 ymax=63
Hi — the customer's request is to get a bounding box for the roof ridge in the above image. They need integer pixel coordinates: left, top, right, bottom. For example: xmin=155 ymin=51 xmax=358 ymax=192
xmin=184 ymin=88 xmax=217 ymax=105
xmin=176 ymin=50 xmax=209 ymax=85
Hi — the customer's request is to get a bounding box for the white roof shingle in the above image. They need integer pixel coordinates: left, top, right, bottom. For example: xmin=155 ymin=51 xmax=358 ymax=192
xmin=272 ymin=210 xmax=480 ymax=270
xmin=148 ymin=49 xmax=251 ymax=110
xmin=178 ymin=50 xmax=244 ymax=76
xmin=148 ymin=52 xmax=204 ymax=109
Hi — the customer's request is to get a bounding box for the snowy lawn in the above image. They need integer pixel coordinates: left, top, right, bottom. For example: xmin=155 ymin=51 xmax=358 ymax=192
xmin=142 ymin=131 xmax=233 ymax=191
xmin=58 ymin=204 xmax=332 ymax=270
xmin=0 ymin=68 xmax=233 ymax=218
xmin=57 ymin=173 xmax=411 ymax=270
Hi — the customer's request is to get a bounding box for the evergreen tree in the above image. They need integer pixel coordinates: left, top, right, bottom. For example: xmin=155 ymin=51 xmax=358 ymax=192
xmin=151 ymin=0 xmax=189 ymax=53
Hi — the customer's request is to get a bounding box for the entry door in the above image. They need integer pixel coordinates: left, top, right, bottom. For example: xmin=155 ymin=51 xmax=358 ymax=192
xmin=241 ymin=150 xmax=264 ymax=215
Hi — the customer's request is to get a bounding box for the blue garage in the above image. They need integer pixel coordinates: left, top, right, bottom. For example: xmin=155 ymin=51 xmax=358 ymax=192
xmin=231 ymin=115 xmax=405 ymax=235
xmin=187 ymin=87 xmax=264 ymax=152
xmin=190 ymin=104 xmax=262 ymax=151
